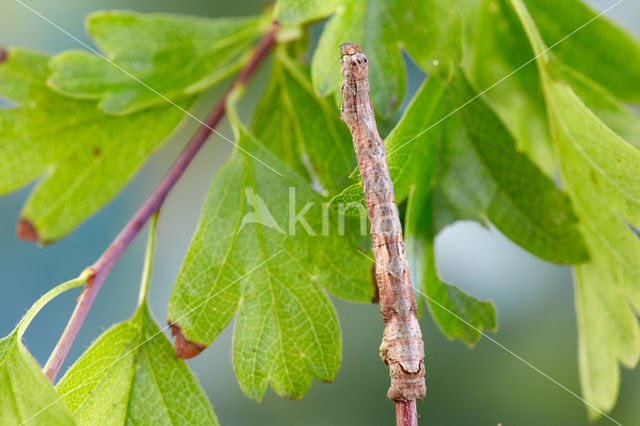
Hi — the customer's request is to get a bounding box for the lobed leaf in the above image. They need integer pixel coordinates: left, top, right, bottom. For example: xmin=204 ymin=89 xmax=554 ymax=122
xmin=404 ymin=146 xmax=497 ymax=346
xmin=56 ymin=306 xmax=217 ymax=425
xmin=443 ymin=70 xmax=588 ymax=264
xmin=49 ymin=11 xmax=269 ymax=114
xmin=548 ymin=80 xmax=640 ymax=416
xmin=511 ymin=0 xmax=640 ymax=415
xmin=168 ymin=90 xmax=373 ymax=400
xmin=0 ymin=49 xmax=190 ymax=243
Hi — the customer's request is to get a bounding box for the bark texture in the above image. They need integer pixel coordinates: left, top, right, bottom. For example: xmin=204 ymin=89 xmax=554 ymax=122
xmin=339 ymin=43 xmax=426 ymax=403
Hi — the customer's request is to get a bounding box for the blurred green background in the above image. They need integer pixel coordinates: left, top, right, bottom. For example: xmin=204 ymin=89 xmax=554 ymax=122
xmin=1 ymin=0 xmax=639 ymax=425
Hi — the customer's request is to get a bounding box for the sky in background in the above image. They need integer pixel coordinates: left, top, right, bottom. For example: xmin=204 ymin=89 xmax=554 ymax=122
xmin=1 ymin=1 xmax=639 ymax=425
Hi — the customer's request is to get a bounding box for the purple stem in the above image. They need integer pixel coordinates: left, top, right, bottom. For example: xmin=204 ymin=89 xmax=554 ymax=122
xmin=43 ymin=24 xmax=278 ymax=382
xmin=396 ymin=401 xmax=418 ymax=426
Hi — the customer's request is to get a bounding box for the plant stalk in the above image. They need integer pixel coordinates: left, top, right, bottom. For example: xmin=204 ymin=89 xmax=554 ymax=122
xmin=137 ymin=212 xmax=158 ymax=307
xmin=339 ymin=43 xmax=426 ymax=426
xmin=396 ymin=401 xmax=418 ymax=426
xmin=43 ymin=22 xmax=279 ymax=383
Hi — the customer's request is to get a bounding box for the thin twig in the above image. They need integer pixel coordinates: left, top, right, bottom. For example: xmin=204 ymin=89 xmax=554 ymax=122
xmin=43 ymin=23 xmax=279 ymax=383
xmin=339 ymin=43 xmax=425 ymax=426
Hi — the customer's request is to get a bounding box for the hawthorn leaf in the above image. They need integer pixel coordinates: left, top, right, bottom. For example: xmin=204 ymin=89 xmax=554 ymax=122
xmin=360 ymin=0 xmax=405 ymax=116
xmin=0 ymin=49 xmax=190 ymax=243
xmin=403 ymin=130 xmax=497 ymax=346
xmin=468 ymin=0 xmax=640 ymax=172
xmin=466 ymin=0 xmax=553 ymax=173
xmin=168 ymin=90 xmax=373 ymax=400
xmin=251 ymin=49 xmax=356 ymax=193
xmin=311 ymin=0 xmax=405 ymax=115
xmin=56 ymin=306 xmax=217 ymax=425
xmin=546 ymin=79 xmax=640 ymax=416
xmin=567 ymin=181 xmax=640 ymax=416
xmin=1 ymin=273 xmax=90 ymax=425
xmin=511 ymin=0 xmax=640 ymax=414
xmin=311 ymin=0 xmax=364 ymax=99
xmin=49 ymin=11 xmax=268 ymax=114
xmin=274 ymin=0 xmax=340 ymax=25
xmin=383 ymin=78 xmax=449 ymax=202
xmin=0 ymin=335 xmax=73 ymax=426
xmin=523 ymin=0 xmax=640 ymax=102
xmin=397 ymin=0 xmax=479 ymax=78
xmin=441 ymin=71 xmax=588 ymax=265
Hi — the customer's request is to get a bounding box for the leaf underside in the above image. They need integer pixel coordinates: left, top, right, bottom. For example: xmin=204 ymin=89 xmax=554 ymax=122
xmin=57 ymin=305 xmax=218 ymax=425
xmin=168 ymin=97 xmax=373 ymax=400
xmin=510 ymin=0 xmax=640 ymax=416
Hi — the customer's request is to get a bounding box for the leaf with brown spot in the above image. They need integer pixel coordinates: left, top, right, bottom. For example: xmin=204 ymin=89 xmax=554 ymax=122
xmin=16 ymin=218 xmax=38 ymax=242
xmin=169 ymin=322 xmax=206 ymax=359
xmin=0 ymin=49 xmax=192 ymax=243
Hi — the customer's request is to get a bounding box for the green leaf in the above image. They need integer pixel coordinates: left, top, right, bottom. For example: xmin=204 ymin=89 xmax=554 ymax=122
xmin=311 ymin=0 xmax=364 ymax=100
xmin=56 ymin=306 xmax=217 ymax=425
xmin=57 ymin=218 xmax=217 ymax=425
xmin=0 ymin=49 xmax=190 ymax=243
xmin=547 ymin=81 xmax=640 ymax=416
xmin=439 ymin=70 xmax=588 ymax=265
xmin=523 ymin=0 xmax=640 ymax=102
xmin=251 ymin=48 xmax=356 ymax=194
xmin=511 ymin=0 xmax=640 ymax=414
xmin=1 ymin=272 xmax=90 ymax=425
xmin=405 ymin=181 xmax=497 ymax=346
xmin=168 ymin=89 xmax=373 ymax=400
xmin=467 ymin=0 xmax=640 ymax=172
xmin=384 ymin=78 xmax=449 ymax=202
xmin=398 ymin=0 xmax=479 ymax=78
xmin=572 ymin=208 xmax=640 ymax=416
xmin=0 ymin=335 xmax=74 ymax=426
xmin=549 ymin=60 xmax=640 ymax=150
xmin=274 ymin=0 xmax=341 ymax=25
xmin=49 ymin=11 xmax=268 ymax=114
xmin=359 ymin=0 xmax=405 ymax=116
xmin=466 ymin=0 xmax=553 ymax=174
xmin=311 ymin=0 xmax=405 ymax=115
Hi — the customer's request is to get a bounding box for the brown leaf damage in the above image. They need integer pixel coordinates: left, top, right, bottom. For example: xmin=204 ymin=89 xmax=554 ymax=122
xmin=168 ymin=322 xmax=206 ymax=359
xmin=16 ymin=218 xmax=38 ymax=242
xmin=0 ymin=48 xmax=7 ymax=64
